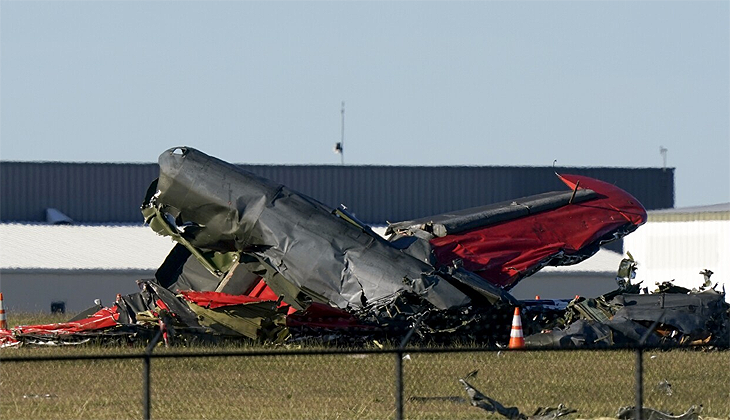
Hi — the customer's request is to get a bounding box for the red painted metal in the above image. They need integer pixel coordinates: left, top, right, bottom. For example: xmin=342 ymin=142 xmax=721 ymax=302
xmin=12 ymin=307 xmax=119 ymax=335
xmin=430 ymin=174 xmax=647 ymax=289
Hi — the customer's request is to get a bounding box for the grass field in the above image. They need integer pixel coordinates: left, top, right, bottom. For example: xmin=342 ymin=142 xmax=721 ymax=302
xmin=2 ymin=313 xmax=729 ymax=420
xmin=4 ymin=311 xmax=75 ymax=328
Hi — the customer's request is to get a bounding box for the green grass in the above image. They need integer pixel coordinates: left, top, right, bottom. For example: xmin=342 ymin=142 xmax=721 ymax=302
xmin=2 ymin=314 xmax=729 ymax=420
xmin=5 ymin=311 xmax=78 ymax=328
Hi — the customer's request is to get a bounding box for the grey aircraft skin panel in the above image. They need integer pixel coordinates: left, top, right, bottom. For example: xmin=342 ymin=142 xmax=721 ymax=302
xmin=146 ymin=147 xmax=472 ymax=311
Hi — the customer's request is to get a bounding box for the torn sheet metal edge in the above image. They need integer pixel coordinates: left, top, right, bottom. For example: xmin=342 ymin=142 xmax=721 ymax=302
xmin=386 ymin=189 xmax=597 ymax=238
xmin=143 ymin=147 xmax=476 ymax=311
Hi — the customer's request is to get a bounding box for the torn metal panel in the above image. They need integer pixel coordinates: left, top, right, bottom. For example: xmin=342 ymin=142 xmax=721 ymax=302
xmin=12 ymin=307 xmax=119 ymax=336
xmin=610 ymin=291 xmax=728 ymax=340
xmin=520 ymin=254 xmax=729 ymax=348
xmin=564 ymin=297 xmax=614 ymax=324
xmin=179 ymin=290 xmax=279 ymax=309
xmin=67 ymin=302 xmax=104 ymax=322
xmin=459 ymin=370 xmax=577 ymax=420
xmin=184 ymin=298 xmax=288 ymax=343
xmin=529 ymin=406 xmax=578 ymax=420
xmin=459 ymin=376 xmax=525 ymax=419
xmin=389 ymin=174 xmax=647 ymax=289
xmin=123 ymin=281 xmax=290 ymax=343
xmin=524 ymin=319 xmax=615 ymax=348
xmin=603 ymin=316 xmax=660 ymax=346
xmin=524 ymin=281 xmax=729 ymax=347
xmin=142 ymin=147 xmax=472 ymax=311
xmin=155 ymin=243 xmax=260 ymax=295
xmin=10 ymin=283 xmax=291 ymax=346
xmin=438 ymin=265 xmax=518 ymax=305
xmin=387 ymin=189 xmax=598 ymax=238
xmin=286 ymin=302 xmax=362 ymax=328
xmin=0 ymin=330 xmax=20 ymax=348
xmin=617 ymin=405 xmax=702 ymax=420
xmin=114 ymin=281 xmax=206 ymax=332
xmin=180 ymin=290 xmax=291 ymax=342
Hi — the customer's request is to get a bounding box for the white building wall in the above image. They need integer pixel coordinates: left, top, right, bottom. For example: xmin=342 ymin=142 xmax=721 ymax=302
xmin=510 ymin=248 xmax=625 ymax=300
xmin=0 ymin=223 xmax=172 ymax=315
xmin=0 ymin=270 xmax=152 ymax=314
xmin=510 ymin=272 xmax=619 ymax=300
xmin=623 ymin=220 xmax=730 ymax=300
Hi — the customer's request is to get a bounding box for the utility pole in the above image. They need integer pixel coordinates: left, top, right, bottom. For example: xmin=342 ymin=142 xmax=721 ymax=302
xmin=340 ymin=101 xmax=345 ymax=165
xmin=333 ymin=101 xmax=345 ymax=165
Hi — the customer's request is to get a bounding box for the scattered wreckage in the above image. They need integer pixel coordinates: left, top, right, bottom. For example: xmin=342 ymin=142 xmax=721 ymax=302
xmin=459 ymin=369 xmax=577 ymax=420
xmin=522 ymin=255 xmax=729 ymax=348
xmin=1 ymin=147 xmax=728 ymax=348
xmin=456 ymin=369 xmax=701 ymax=420
xmin=616 ymin=405 xmax=702 ymax=420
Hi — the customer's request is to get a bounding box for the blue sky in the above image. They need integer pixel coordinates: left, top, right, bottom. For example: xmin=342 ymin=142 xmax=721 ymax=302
xmin=1 ymin=1 xmax=728 ymax=208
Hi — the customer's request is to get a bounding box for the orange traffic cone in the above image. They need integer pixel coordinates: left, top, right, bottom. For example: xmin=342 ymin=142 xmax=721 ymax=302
xmin=508 ymin=307 xmax=524 ymax=349
xmin=0 ymin=293 xmax=7 ymax=329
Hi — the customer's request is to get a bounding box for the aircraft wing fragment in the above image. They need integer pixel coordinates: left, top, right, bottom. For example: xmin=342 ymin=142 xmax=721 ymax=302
xmin=387 ymin=173 xmax=648 ymax=289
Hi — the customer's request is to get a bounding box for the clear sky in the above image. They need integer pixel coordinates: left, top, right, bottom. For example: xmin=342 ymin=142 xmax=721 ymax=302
xmin=1 ymin=1 xmax=728 ymax=208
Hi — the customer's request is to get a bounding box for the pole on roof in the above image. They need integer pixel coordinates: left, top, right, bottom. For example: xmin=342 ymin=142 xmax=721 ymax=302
xmin=333 ymin=101 xmax=345 ymax=164
xmin=340 ymin=101 xmax=345 ymax=165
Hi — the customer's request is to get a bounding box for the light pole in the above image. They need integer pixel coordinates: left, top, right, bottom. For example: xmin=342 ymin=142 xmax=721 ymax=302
xmin=334 ymin=101 xmax=345 ymax=165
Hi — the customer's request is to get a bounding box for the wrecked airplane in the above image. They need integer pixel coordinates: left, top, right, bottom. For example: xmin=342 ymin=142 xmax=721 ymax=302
xmin=141 ymin=147 xmax=644 ymax=310
xmin=2 ymin=147 xmax=727 ymax=348
xmin=134 ymin=146 xmax=647 ymax=342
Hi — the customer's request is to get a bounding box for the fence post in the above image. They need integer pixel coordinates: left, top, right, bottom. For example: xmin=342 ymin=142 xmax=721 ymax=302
xmin=394 ymin=315 xmax=424 ymax=420
xmin=143 ymin=353 xmax=151 ymax=420
xmin=144 ymin=330 xmax=163 ymax=420
xmin=634 ymin=347 xmax=643 ymax=420
xmin=395 ymin=350 xmax=404 ymax=420
xmin=634 ymin=311 xmax=665 ymax=420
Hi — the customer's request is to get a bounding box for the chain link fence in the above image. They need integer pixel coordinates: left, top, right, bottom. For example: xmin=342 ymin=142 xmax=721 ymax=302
xmin=2 ymin=344 xmax=728 ymax=420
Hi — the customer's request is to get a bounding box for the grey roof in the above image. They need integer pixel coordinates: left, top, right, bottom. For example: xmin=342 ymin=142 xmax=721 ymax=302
xmin=0 ymin=161 xmax=675 ymax=224
xmin=648 ymin=202 xmax=730 ymax=222
xmin=650 ymin=202 xmax=730 ymax=214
